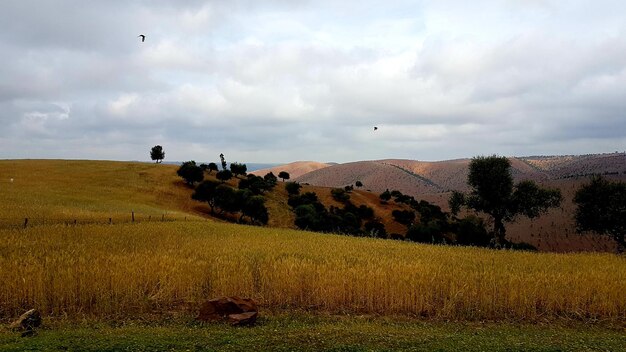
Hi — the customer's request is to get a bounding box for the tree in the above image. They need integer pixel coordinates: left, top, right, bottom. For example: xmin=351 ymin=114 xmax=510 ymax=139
xmin=177 ymin=161 xmax=204 ymax=186
xmin=392 ymin=209 xmax=415 ymax=226
xmin=364 ymin=220 xmax=386 ymax=238
xmin=241 ymin=195 xmax=269 ymax=225
xmin=379 ymin=189 xmax=391 ymax=204
xmin=285 ymin=182 xmax=302 ymax=195
xmin=150 ymin=145 xmax=165 ymax=163
xmin=239 ymin=175 xmax=270 ymax=195
xmin=278 ymin=171 xmax=290 ymax=182
xmin=264 ymin=172 xmax=278 ymax=188
xmin=207 ymin=162 xmax=219 ymax=174
xmin=216 ymin=169 xmax=233 ymax=183
xmin=213 ymin=184 xmax=239 ymax=214
xmin=574 ymin=175 xmax=626 ymax=252
xmin=331 ymin=188 xmax=350 ymax=202
xmin=355 ymin=181 xmax=363 ymax=189
xmin=450 ymin=155 xmax=562 ymax=246
xmin=230 ymin=162 xmax=248 ymax=178
xmin=219 ymin=153 xmax=227 ymax=170
xmin=192 ymin=180 xmax=220 ymax=213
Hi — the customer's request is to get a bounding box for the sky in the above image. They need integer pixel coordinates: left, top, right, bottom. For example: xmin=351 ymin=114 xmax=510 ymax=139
xmin=1 ymin=0 xmax=625 ymax=163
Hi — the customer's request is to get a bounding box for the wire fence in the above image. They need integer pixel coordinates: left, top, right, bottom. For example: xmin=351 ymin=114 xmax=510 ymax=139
xmin=0 ymin=212 xmax=199 ymax=230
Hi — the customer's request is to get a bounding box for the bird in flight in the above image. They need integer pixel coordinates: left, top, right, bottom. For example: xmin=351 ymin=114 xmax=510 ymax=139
xmin=374 ymin=126 xmax=378 ymax=131
xmin=138 ymin=34 xmax=146 ymax=42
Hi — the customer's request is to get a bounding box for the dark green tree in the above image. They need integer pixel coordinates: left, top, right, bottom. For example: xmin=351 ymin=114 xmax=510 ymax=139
xmin=278 ymin=171 xmax=290 ymax=182
xmin=285 ymin=182 xmax=302 ymax=195
xmin=450 ymin=155 xmax=562 ymax=246
xmin=219 ymin=153 xmax=227 ymax=170
xmin=230 ymin=162 xmax=248 ymax=177
xmin=239 ymin=175 xmax=270 ymax=195
xmin=216 ymin=169 xmax=233 ymax=183
xmin=213 ymin=184 xmax=239 ymax=214
xmin=355 ymin=181 xmax=363 ymax=189
xmin=574 ymin=175 xmax=626 ymax=252
xmin=241 ymin=195 xmax=269 ymax=225
xmin=331 ymin=188 xmax=350 ymax=202
xmin=150 ymin=145 xmax=165 ymax=163
xmin=177 ymin=161 xmax=204 ymax=186
xmin=453 ymin=215 xmax=490 ymax=247
xmin=207 ymin=162 xmax=219 ymax=174
xmin=379 ymin=189 xmax=391 ymax=204
xmin=364 ymin=220 xmax=386 ymax=238
xmin=191 ymin=180 xmax=220 ymax=213
xmin=264 ymin=172 xmax=278 ymax=188
xmin=392 ymin=209 xmax=415 ymax=226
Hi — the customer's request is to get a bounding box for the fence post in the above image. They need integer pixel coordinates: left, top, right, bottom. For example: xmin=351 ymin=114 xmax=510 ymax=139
xmin=149 ymin=215 xmax=151 ymax=221
xmin=109 ymin=218 xmax=112 ymax=225
xmin=132 ymin=211 xmax=135 ymax=222
xmin=74 ymin=219 xmax=77 ymax=226
xmin=23 ymin=218 xmax=28 ymax=229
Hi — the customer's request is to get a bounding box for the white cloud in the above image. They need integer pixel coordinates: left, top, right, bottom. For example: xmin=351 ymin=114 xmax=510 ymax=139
xmin=0 ymin=0 xmax=625 ymax=162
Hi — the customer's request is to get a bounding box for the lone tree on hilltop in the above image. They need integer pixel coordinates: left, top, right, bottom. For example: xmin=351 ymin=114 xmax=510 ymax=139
xmin=230 ymin=162 xmax=248 ymax=178
xmin=355 ymin=181 xmax=363 ymax=189
xmin=574 ymin=175 xmax=626 ymax=253
xmin=177 ymin=161 xmax=204 ymax=186
xmin=449 ymin=155 xmax=562 ymax=246
xmin=278 ymin=171 xmax=290 ymax=182
xmin=219 ymin=153 xmax=227 ymax=170
xmin=207 ymin=162 xmax=218 ymax=174
xmin=150 ymin=145 xmax=165 ymax=163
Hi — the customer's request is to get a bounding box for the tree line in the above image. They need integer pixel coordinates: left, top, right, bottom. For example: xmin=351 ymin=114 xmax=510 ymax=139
xmin=156 ymin=145 xmax=624 ymax=252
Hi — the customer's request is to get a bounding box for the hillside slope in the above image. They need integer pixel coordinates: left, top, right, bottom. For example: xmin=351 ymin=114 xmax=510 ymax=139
xmin=0 ymin=160 xmax=408 ymax=235
xmin=250 ymin=161 xmax=331 ymax=179
xmin=296 ymin=153 xmax=626 ymax=194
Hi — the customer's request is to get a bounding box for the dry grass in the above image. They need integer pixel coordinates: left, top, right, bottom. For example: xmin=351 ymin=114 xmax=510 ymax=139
xmin=0 ymin=160 xmax=204 ymax=224
xmin=0 ymin=159 xmax=624 ymax=323
xmin=0 ymin=221 xmax=624 ymax=322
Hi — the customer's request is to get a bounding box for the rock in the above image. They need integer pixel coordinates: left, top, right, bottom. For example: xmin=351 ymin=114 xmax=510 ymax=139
xmin=197 ymin=296 xmax=258 ymax=325
xmin=227 ymin=311 xmax=257 ymax=326
xmin=9 ymin=309 xmax=42 ymax=334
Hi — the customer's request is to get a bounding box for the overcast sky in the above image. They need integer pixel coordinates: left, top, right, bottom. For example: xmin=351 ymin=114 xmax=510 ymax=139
xmin=1 ymin=0 xmax=625 ymax=163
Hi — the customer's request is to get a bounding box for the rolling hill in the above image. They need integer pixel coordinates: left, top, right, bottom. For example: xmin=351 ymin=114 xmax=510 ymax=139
xmin=250 ymin=161 xmax=332 ymax=179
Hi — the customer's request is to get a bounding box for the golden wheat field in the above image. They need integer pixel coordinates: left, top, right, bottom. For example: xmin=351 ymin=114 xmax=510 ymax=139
xmin=0 ymin=160 xmax=624 ymax=323
xmin=1 ymin=221 xmax=625 ymax=322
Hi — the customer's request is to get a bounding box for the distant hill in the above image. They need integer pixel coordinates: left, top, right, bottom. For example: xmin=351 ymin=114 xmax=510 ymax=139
xmin=250 ymin=161 xmax=332 ymax=179
xmin=295 ymin=153 xmax=626 ymax=194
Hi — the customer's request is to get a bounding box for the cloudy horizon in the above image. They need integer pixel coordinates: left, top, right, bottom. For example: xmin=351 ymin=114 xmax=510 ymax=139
xmin=1 ymin=0 xmax=625 ymax=164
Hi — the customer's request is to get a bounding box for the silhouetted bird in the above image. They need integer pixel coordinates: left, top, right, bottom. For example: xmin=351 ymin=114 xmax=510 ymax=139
xmin=138 ymin=34 xmax=146 ymax=42
xmin=374 ymin=126 xmax=378 ymax=131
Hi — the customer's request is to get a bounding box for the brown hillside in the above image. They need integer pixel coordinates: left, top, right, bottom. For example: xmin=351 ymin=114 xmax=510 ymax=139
xmin=295 ymin=153 xmax=626 ymax=194
xmin=250 ymin=161 xmax=331 ymax=179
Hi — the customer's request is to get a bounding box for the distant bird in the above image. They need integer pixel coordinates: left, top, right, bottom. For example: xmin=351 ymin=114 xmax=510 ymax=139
xmin=374 ymin=126 xmax=378 ymax=131
xmin=138 ymin=34 xmax=146 ymax=42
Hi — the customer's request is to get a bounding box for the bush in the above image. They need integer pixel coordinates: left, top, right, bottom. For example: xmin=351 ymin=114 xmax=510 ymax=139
xmin=285 ymin=182 xmax=302 ymax=195
xmin=453 ymin=215 xmax=490 ymax=247
xmin=216 ymin=170 xmax=233 ymax=183
xmin=364 ymin=221 xmax=386 ymax=238
xmin=392 ymin=210 xmax=415 ymax=225
xmin=331 ymin=188 xmax=350 ymax=202
xmin=177 ymin=161 xmax=204 ymax=186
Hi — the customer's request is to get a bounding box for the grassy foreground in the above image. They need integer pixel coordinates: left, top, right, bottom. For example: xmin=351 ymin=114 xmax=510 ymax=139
xmin=1 ymin=314 xmax=625 ymax=351
xmin=1 ymin=221 xmax=624 ymax=321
